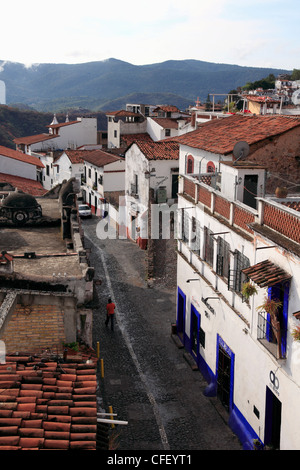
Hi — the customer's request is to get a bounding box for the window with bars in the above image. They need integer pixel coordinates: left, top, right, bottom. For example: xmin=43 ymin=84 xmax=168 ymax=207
xmin=228 ymin=250 xmax=250 ymax=292
xmin=190 ymin=216 xmax=201 ymax=255
xmin=216 ymin=237 xmax=230 ymax=279
xmin=204 ymin=227 xmax=214 ymax=267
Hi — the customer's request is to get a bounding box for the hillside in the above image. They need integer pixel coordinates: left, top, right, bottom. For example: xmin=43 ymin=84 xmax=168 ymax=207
xmin=0 ymin=106 xmax=107 ymax=149
xmin=0 ymin=58 xmax=290 ymax=112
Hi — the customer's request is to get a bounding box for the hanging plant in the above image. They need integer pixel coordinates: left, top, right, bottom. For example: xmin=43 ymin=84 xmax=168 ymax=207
xmin=257 ymin=296 xmax=282 ymax=317
xmin=242 ymin=281 xmax=257 ymax=300
xmin=291 ymin=326 xmax=300 ymax=342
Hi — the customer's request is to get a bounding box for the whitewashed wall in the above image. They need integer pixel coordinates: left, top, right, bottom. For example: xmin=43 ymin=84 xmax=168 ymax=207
xmin=0 ymin=154 xmax=37 ymax=180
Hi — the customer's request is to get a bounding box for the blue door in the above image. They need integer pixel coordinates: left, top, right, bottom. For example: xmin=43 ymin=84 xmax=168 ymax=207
xmin=177 ymin=288 xmax=186 ymax=344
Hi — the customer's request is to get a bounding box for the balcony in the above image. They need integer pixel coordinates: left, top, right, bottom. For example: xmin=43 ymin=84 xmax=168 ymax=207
xmin=257 ymin=310 xmax=287 ymax=359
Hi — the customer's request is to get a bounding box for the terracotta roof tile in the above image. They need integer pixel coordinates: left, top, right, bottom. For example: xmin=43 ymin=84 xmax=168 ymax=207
xmin=0 ymin=146 xmax=44 ymax=169
xmin=242 ymin=259 xmax=291 ymax=287
xmin=0 ymin=353 xmax=102 ymax=450
xmin=174 ymin=115 xmax=300 ymax=155
xmin=64 ymin=149 xmax=122 ymax=167
xmin=128 ymin=140 xmax=179 ymax=160
xmin=14 ymin=134 xmax=59 ymax=145
xmin=151 ymin=117 xmax=179 ymax=129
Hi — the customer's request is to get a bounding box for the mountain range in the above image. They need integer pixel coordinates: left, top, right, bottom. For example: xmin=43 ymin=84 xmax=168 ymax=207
xmin=0 ymin=58 xmax=290 ymax=113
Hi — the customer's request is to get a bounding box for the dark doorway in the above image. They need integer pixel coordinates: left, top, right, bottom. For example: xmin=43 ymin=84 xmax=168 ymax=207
xmin=217 ymin=345 xmax=231 ymax=411
xmin=172 ymin=174 xmax=179 ymax=199
xmin=243 ymin=174 xmax=258 ymax=209
xmin=264 ymin=386 xmax=282 ymax=449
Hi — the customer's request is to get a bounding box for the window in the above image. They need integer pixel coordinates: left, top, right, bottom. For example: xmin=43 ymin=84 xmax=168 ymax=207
xmin=204 ymin=227 xmax=214 ymax=267
xmin=181 ymin=208 xmax=189 ymax=243
xmin=165 ymin=129 xmax=171 ymax=137
xmin=114 ymin=130 xmax=117 ymax=138
xmin=228 ymin=250 xmax=250 ymax=292
xmin=46 ymin=165 xmax=50 ymax=176
xmin=207 ymin=161 xmax=215 ymax=173
xmin=190 ymin=216 xmax=201 ymax=255
xmin=88 ymin=168 xmax=91 ymax=178
xmin=216 ymin=237 xmax=230 ymax=280
xmin=257 ymin=282 xmax=290 ymax=359
xmin=187 ymin=155 xmax=194 ymax=174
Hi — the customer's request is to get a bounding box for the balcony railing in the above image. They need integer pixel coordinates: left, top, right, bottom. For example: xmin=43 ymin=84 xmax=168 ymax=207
xmin=257 ymin=310 xmax=287 ymax=359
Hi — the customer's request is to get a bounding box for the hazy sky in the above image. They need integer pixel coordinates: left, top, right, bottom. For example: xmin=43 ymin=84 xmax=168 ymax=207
xmin=1 ymin=0 xmax=299 ymax=70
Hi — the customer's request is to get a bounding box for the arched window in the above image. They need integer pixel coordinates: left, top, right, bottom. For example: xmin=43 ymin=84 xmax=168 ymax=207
xmin=207 ymin=161 xmax=215 ymax=173
xmin=187 ymin=155 xmax=194 ymax=174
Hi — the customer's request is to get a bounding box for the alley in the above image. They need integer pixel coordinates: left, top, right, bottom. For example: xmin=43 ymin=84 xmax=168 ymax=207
xmin=82 ymin=216 xmax=242 ymax=451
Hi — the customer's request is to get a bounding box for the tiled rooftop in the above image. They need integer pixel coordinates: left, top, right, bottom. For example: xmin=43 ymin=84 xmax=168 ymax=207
xmin=47 ymin=120 xmax=80 ymax=129
xmin=174 ymin=115 xmax=300 ymax=154
xmin=0 ymin=173 xmax=47 ymax=197
xmin=121 ymin=133 xmax=153 ymax=147
xmin=151 ymin=117 xmax=179 ymax=129
xmin=242 ymin=259 xmax=291 ymax=288
xmin=129 ymin=140 xmax=179 ymax=160
xmin=14 ymin=134 xmax=58 ymax=145
xmin=0 ymin=352 xmax=100 ymax=450
xmin=0 ymin=146 xmax=44 ymax=168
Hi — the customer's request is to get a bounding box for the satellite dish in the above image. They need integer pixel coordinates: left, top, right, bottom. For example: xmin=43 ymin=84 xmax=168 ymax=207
xmin=233 ymin=141 xmax=249 ymax=162
xmin=292 ymin=89 xmax=300 ymax=106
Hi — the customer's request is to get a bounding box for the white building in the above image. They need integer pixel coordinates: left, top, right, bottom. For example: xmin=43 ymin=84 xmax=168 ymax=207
xmin=51 ymin=150 xmax=85 ymax=188
xmin=124 ymin=140 xmax=179 ymax=249
xmin=0 ymin=145 xmax=44 ymax=181
xmin=81 ymin=150 xmax=125 ymax=217
xmin=14 ymin=116 xmax=97 ymax=155
xmin=106 ymin=110 xmax=147 ymax=149
xmin=175 ymin=132 xmax=300 ymax=450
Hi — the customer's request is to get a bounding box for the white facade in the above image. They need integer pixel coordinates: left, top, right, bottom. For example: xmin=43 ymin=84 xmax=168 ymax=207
xmin=0 ymin=150 xmax=43 ymax=181
xmin=82 ymin=156 xmax=125 ymax=216
xmin=52 ymin=152 xmax=84 ymax=187
xmin=23 ymin=117 xmax=97 ymax=154
xmin=176 ymin=152 xmax=300 ymax=450
xmin=106 ymin=113 xmax=147 ymax=149
xmin=124 ymin=142 xmax=178 ymax=243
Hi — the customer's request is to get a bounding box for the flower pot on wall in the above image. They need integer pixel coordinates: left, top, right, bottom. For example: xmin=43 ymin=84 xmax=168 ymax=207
xmin=275 ymin=187 xmax=288 ymax=198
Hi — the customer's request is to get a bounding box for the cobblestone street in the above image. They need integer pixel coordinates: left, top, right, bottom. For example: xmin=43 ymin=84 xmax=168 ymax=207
xmin=83 ymin=216 xmax=242 ymax=451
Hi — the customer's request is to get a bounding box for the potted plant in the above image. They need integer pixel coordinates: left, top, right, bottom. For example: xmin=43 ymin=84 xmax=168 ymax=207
xmin=258 ymin=296 xmax=282 ymax=356
xmin=242 ymin=281 xmax=257 ymax=300
xmin=275 ymin=187 xmax=288 ymax=198
xmin=291 ymin=325 xmax=300 ymax=342
xmin=257 ymin=296 xmax=282 ymax=317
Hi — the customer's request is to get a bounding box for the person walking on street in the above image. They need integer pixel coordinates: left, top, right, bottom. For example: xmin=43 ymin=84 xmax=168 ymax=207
xmin=105 ymin=298 xmax=116 ymax=331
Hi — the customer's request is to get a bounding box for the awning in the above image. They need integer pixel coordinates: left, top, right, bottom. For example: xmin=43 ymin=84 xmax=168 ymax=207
xmin=242 ymin=259 xmax=291 ymax=287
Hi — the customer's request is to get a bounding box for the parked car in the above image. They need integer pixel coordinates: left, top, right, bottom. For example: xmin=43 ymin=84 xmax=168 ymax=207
xmin=78 ymin=204 xmax=92 ymax=218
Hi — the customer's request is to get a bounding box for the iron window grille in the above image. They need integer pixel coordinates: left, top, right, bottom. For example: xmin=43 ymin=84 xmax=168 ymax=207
xmin=190 ymin=216 xmax=201 ymax=255
xmin=228 ymin=250 xmax=250 ymax=292
xmin=204 ymin=227 xmax=214 ymax=267
xmin=216 ymin=237 xmax=230 ymax=279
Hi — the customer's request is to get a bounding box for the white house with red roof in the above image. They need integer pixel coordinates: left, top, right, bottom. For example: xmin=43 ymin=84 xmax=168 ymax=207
xmin=14 ymin=115 xmax=97 ymax=155
xmin=124 ymin=140 xmax=179 ymax=248
xmin=0 ymin=145 xmax=44 ymax=181
xmin=106 ymin=110 xmax=147 ymax=149
xmin=81 ymin=149 xmax=125 ymax=216
xmin=51 ymin=149 xmax=85 ymax=187
xmin=174 ymin=113 xmax=300 ymax=450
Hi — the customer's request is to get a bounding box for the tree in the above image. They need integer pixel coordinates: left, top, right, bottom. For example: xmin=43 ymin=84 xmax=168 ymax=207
xmin=291 ymin=69 xmax=300 ymax=80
